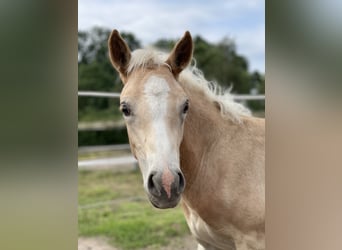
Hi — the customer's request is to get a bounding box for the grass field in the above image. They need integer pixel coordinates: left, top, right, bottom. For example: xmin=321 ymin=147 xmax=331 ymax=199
xmin=78 ymin=170 xmax=191 ymax=250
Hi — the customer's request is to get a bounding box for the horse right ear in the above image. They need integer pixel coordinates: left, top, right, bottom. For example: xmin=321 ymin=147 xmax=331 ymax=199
xmin=108 ymin=29 xmax=131 ymax=83
xmin=166 ymin=31 xmax=193 ymax=77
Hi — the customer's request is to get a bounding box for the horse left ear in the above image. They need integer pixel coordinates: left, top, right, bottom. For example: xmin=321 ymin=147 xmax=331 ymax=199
xmin=108 ymin=29 xmax=131 ymax=83
xmin=166 ymin=31 xmax=193 ymax=77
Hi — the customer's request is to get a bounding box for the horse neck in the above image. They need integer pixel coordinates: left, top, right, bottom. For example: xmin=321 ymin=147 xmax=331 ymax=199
xmin=179 ymin=87 xmax=228 ymax=191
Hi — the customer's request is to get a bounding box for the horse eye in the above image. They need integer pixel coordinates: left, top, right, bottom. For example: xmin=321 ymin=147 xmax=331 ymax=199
xmin=183 ymin=100 xmax=189 ymax=114
xmin=120 ymin=103 xmax=131 ymax=117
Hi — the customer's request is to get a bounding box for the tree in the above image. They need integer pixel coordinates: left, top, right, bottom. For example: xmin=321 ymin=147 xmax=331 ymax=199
xmin=192 ymin=36 xmax=253 ymax=94
xmin=154 ymin=34 xmax=265 ymax=111
xmin=154 ymin=35 xmax=258 ymax=94
xmin=78 ymin=27 xmax=141 ymax=119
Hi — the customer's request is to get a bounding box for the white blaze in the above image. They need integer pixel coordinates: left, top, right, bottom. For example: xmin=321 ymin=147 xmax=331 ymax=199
xmin=143 ymin=76 xmax=176 ymax=172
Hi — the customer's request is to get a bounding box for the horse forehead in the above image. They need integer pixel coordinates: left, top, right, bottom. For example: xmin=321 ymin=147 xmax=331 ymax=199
xmin=143 ymin=75 xmax=170 ymax=96
xmin=121 ymin=69 xmax=184 ymax=100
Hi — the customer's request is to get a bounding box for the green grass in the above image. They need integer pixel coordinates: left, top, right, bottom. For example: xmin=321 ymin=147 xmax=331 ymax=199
xmin=78 ymin=170 xmax=190 ymax=249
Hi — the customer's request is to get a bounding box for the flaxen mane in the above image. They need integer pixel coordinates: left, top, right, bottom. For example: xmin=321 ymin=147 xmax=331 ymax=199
xmin=127 ymin=48 xmax=251 ymax=123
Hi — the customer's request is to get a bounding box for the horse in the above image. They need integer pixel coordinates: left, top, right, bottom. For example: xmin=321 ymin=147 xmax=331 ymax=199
xmin=108 ymin=30 xmax=265 ymax=250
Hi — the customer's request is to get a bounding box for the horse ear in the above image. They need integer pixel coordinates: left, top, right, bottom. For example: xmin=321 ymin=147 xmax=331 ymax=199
xmin=166 ymin=31 xmax=193 ymax=77
xmin=108 ymin=29 xmax=131 ymax=83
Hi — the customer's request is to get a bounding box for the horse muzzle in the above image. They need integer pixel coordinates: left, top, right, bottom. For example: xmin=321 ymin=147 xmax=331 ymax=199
xmin=146 ymin=168 xmax=185 ymax=209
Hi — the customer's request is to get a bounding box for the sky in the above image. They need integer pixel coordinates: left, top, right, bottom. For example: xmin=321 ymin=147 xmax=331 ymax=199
xmin=78 ymin=0 xmax=265 ymax=73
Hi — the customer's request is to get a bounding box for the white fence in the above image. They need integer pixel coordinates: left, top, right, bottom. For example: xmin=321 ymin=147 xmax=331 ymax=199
xmin=78 ymin=91 xmax=121 ymax=98
xmin=78 ymin=91 xmax=265 ymax=101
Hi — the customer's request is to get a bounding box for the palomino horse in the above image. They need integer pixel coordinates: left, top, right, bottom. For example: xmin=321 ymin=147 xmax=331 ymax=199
xmin=108 ymin=30 xmax=265 ymax=250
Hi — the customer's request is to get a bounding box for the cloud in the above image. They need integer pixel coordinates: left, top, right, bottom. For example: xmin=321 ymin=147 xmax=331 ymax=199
xmin=78 ymin=0 xmax=264 ymax=72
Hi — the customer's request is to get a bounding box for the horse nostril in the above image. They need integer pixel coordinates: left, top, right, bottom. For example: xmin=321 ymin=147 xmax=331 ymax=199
xmin=177 ymin=172 xmax=185 ymax=194
xmin=147 ymin=172 xmax=161 ymax=197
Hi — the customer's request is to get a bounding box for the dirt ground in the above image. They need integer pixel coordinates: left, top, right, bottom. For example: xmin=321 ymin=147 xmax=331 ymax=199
xmin=78 ymin=235 xmax=197 ymax=250
xmin=78 ymin=237 xmax=118 ymax=250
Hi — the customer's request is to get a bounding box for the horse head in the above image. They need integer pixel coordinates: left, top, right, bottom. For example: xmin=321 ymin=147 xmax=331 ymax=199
xmin=108 ymin=30 xmax=193 ymax=208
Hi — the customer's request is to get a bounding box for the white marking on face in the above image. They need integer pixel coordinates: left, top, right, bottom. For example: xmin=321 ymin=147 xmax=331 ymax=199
xmin=143 ymin=76 xmax=178 ymax=176
xmin=144 ymin=76 xmax=170 ymax=97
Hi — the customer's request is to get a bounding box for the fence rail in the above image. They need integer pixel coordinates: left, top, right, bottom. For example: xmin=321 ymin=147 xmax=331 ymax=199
xmin=78 ymin=155 xmax=137 ymax=170
xmin=78 ymin=91 xmax=120 ymax=98
xmin=78 ymin=91 xmax=265 ymax=101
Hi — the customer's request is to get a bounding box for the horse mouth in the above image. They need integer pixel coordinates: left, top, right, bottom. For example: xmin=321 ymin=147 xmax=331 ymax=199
xmin=148 ymin=194 xmax=181 ymax=209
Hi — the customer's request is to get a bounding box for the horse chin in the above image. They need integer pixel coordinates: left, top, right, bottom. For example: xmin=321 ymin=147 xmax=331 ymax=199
xmin=148 ymin=195 xmax=181 ymax=209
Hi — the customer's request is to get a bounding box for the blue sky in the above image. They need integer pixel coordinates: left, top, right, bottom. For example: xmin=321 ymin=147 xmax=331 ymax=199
xmin=78 ymin=0 xmax=265 ymax=73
